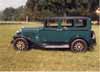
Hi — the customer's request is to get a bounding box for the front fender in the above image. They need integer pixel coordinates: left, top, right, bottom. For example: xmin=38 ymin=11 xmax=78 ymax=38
xmin=11 ymin=34 xmax=33 ymax=44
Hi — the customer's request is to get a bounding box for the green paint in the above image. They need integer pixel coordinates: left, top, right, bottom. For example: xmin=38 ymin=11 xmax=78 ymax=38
xmin=14 ymin=17 xmax=94 ymax=46
xmin=58 ymin=20 xmax=62 ymax=28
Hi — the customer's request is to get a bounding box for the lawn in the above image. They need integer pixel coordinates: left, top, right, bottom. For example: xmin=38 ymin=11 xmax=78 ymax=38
xmin=0 ymin=22 xmax=99 ymax=71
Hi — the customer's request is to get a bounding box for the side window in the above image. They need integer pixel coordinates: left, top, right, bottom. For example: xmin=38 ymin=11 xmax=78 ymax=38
xmin=75 ymin=19 xmax=87 ymax=27
xmin=47 ymin=19 xmax=58 ymax=27
xmin=62 ymin=19 xmax=73 ymax=27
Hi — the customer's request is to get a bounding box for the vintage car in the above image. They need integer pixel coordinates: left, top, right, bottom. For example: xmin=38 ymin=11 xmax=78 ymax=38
xmin=11 ymin=17 xmax=96 ymax=52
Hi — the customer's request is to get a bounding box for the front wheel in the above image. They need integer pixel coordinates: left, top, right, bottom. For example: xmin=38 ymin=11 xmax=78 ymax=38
xmin=13 ymin=38 xmax=29 ymax=51
xmin=71 ymin=39 xmax=88 ymax=52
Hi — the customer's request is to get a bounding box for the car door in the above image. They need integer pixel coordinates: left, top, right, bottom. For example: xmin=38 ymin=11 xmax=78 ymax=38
xmin=39 ymin=19 xmax=67 ymax=42
xmin=39 ymin=27 xmax=67 ymax=42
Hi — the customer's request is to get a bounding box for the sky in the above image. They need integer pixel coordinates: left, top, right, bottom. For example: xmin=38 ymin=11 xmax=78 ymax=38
xmin=0 ymin=0 xmax=27 ymax=11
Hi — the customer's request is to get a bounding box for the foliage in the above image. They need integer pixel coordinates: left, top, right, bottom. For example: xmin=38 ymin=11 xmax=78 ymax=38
xmin=0 ymin=11 xmax=3 ymax=20
xmin=0 ymin=0 xmax=99 ymax=21
xmin=25 ymin=0 xmax=99 ymax=20
xmin=15 ymin=6 xmax=25 ymax=21
xmin=2 ymin=7 xmax=17 ymax=21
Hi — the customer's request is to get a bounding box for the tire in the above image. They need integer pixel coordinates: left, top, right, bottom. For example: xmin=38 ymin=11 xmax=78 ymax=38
xmin=13 ymin=38 xmax=29 ymax=51
xmin=71 ymin=39 xmax=88 ymax=52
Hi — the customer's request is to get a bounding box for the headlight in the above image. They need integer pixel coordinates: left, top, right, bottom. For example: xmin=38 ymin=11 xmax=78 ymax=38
xmin=16 ymin=29 xmax=22 ymax=34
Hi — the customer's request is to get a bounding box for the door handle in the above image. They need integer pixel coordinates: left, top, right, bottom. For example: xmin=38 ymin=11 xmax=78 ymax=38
xmin=56 ymin=29 xmax=63 ymax=31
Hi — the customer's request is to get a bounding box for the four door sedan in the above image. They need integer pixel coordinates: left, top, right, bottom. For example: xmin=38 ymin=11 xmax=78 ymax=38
xmin=11 ymin=17 xmax=96 ymax=52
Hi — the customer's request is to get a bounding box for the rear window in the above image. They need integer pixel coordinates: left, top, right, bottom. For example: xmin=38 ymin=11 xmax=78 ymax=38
xmin=75 ymin=19 xmax=87 ymax=27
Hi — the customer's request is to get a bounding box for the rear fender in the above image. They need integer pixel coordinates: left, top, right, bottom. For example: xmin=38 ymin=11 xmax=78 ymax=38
xmin=69 ymin=36 xmax=89 ymax=47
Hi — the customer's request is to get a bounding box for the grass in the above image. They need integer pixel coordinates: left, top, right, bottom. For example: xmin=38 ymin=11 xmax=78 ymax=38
xmin=0 ymin=22 xmax=99 ymax=71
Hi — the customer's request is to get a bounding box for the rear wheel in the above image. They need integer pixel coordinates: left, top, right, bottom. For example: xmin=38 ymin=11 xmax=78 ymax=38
xmin=71 ymin=39 xmax=88 ymax=52
xmin=13 ymin=38 xmax=29 ymax=51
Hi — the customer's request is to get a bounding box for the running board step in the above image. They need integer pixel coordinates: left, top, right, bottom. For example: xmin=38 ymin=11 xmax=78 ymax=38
xmin=43 ymin=45 xmax=69 ymax=48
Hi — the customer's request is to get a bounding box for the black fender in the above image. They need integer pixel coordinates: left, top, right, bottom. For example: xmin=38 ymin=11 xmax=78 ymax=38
xmin=12 ymin=35 xmax=33 ymax=44
xmin=69 ymin=36 xmax=89 ymax=47
xmin=11 ymin=35 xmax=35 ymax=48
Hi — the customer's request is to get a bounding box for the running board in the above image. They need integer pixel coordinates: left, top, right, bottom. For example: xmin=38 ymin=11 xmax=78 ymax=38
xmin=43 ymin=45 xmax=70 ymax=48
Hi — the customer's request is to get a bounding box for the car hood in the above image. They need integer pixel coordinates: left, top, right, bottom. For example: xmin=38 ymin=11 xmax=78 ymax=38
xmin=21 ymin=27 xmax=43 ymax=33
xmin=22 ymin=27 xmax=43 ymax=30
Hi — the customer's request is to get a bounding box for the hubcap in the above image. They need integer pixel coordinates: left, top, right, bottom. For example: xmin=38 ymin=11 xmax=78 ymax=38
xmin=16 ymin=41 xmax=25 ymax=50
xmin=74 ymin=42 xmax=84 ymax=51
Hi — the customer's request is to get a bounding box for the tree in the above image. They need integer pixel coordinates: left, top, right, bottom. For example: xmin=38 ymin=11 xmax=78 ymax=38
xmin=26 ymin=0 xmax=99 ymax=17
xmin=0 ymin=11 xmax=3 ymax=20
xmin=25 ymin=0 xmax=39 ymax=19
xmin=2 ymin=7 xmax=17 ymax=21
xmin=15 ymin=6 xmax=26 ymax=21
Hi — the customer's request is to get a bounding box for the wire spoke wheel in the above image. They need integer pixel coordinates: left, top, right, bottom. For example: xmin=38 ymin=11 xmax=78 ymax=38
xmin=71 ymin=39 xmax=88 ymax=52
xmin=13 ymin=38 xmax=29 ymax=51
xmin=73 ymin=42 xmax=84 ymax=51
xmin=16 ymin=41 xmax=26 ymax=50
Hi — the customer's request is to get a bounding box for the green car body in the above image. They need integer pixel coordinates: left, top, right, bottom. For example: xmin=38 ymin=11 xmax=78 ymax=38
xmin=12 ymin=17 xmax=96 ymax=52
